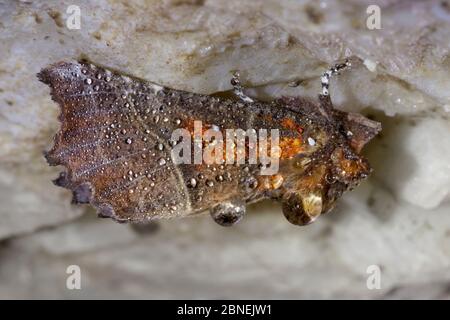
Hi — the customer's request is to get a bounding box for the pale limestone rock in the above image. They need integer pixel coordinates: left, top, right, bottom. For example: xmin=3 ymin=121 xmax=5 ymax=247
xmin=368 ymin=117 xmax=450 ymax=209
xmin=0 ymin=191 xmax=449 ymax=299
xmin=0 ymin=167 xmax=82 ymax=239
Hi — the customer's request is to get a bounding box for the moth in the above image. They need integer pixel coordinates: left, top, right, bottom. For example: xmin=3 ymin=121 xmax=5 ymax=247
xmin=38 ymin=59 xmax=380 ymax=226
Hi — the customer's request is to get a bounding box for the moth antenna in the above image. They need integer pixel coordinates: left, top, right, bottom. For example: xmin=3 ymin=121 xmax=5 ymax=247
xmin=231 ymin=71 xmax=254 ymax=103
xmin=320 ymin=59 xmax=351 ymax=96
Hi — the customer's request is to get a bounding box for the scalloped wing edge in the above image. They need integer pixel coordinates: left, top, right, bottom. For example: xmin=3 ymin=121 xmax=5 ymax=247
xmin=38 ymin=61 xmax=129 ymax=223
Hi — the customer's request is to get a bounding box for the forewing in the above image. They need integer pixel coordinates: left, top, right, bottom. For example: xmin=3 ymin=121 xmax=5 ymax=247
xmin=38 ymin=61 xmax=191 ymax=222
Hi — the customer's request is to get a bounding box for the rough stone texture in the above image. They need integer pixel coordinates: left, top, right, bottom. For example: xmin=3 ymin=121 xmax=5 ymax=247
xmin=1 ymin=194 xmax=449 ymax=299
xmin=0 ymin=0 xmax=449 ymax=299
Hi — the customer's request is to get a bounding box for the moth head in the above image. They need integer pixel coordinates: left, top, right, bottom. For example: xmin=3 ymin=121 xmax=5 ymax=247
xmin=335 ymin=111 xmax=381 ymax=154
xmin=277 ymin=110 xmax=379 ymax=226
xmin=280 ymin=147 xmax=371 ymax=226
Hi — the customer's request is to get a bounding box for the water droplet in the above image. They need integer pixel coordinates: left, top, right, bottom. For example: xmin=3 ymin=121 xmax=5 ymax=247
xmin=125 ymin=138 xmax=133 ymax=144
xmin=85 ymin=78 xmax=92 ymax=85
xmin=187 ymin=178 xmax=197 ymax=188
xmin=248 ymin=178 xmax=258 ymax=189
xmin=158 ymin=158 xmax=166 ymax=166
xmin=308 ymin=137 xmax=316 ymax=146
xmin=206 ymin=180 xmax=214 ymax=187
xmin=156 ymin=143 xmax=164 ymax=151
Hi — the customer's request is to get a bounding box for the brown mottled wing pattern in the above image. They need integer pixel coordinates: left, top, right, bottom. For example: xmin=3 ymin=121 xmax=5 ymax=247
xmin=38 ymin=61 xmax=193 ymax=222
xmin=39 ymin=60 xmax=381 ymax=226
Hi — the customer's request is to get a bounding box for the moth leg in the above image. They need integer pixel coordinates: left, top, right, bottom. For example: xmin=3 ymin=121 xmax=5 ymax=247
xmin=210 ymin=198 xmax=246 ymax=227
xmin=320 ymin=59 xmax=351 ymax=96
xmin=231 ymin=71 xmax=254 ymax=103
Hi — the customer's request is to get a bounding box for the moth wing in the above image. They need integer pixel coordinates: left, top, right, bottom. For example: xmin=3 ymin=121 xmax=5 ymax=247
xmin=38 ymin=61 xmax=191 ymax=222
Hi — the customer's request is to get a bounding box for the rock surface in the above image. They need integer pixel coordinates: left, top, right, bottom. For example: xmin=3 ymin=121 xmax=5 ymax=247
xmin=0 ymin=0 xmax=449 ymax=299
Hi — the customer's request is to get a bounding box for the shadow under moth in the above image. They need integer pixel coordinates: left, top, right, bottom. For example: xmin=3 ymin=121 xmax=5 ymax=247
xmin=38 ymin=59 xmax=381 ymax=226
